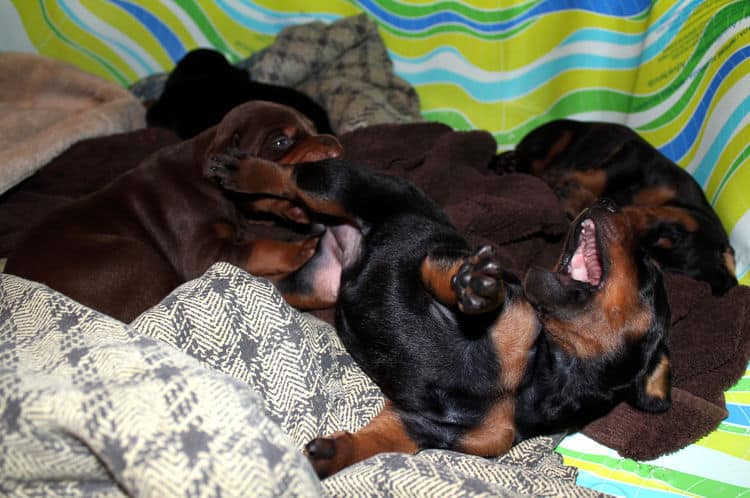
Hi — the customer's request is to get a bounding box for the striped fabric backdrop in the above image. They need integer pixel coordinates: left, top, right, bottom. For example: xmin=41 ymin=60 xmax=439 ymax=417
xmin=1 ymin=1 xmax=748 ymax=496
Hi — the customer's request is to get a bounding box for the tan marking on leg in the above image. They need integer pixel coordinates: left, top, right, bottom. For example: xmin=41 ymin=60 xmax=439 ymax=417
xmin=458 ymin=398 xmax=516 ymax=457
xmin=420 ymin=256 xmax=464 ymax=306
xmin=305 ymin=401 xmax=418 ymax=477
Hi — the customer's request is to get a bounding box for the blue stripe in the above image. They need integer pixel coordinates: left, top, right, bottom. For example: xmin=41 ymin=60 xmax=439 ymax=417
xmin=393 ymin=52 xmax=641 ymax=102
xmin=694 ymin=93 xmax=750 ymax=191
xmin=59 ymin=0 xmax=156 ymax=73
xmin=660 ymin=46 xmax=750 ymax=168
xmin=359 ymin=0 xmax=649 ymax=34
xmin=562 ymin=0 xmax=704 ymax=66
xmin=724 ymin=403 xmax=750 ymax=427
xmin=108 ymin=0 xmax=186 ymax=62
xmin=214 ymin=0 xmax=339 ymax=35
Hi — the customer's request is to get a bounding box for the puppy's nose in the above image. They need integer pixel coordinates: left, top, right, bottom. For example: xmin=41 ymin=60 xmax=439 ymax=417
xmin=317 ymin=135 xmax=343 ymax=158
xmin=597 ymin=198 xmax=619 ymax=212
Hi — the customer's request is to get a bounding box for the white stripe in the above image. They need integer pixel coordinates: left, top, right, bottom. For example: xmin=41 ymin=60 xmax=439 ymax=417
xmin=158 ymin=1 xmax=212 ymax=48
xmin=730 ymin=209 xmax=750 ymax=278
xmin=0 ymin=0 xmax=36 ymax=52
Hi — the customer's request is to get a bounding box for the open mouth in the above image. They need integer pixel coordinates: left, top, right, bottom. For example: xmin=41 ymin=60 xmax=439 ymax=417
xmin=563 ymin=218 xmax=603 ymax=287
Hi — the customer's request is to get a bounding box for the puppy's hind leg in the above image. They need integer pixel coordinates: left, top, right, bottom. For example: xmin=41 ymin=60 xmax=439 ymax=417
xmin=304 ymin=401 xmax=419 ymax=478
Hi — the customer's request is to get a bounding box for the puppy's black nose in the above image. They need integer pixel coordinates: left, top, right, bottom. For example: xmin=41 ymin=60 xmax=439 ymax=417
xmin=597 ymin=198 xmax=618 ymax=212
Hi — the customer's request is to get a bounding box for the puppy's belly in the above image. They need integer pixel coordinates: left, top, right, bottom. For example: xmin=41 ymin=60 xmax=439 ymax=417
xmin=309 ymin=224 xmax=363 ymax=303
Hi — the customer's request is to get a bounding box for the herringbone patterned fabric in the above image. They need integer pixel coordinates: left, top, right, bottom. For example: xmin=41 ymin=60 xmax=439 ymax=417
xmin=0 ymin=263 xmax=604 ymax=497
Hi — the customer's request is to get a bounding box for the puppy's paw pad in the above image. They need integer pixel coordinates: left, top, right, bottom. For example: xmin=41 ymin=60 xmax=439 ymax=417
xmin=452 ymin=244 xmax=504 ymax=313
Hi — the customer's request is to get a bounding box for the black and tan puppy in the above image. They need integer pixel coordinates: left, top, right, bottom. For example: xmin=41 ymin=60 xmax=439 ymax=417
xmin=494 ymin=119 xmax=736 ymax=294
xmin=205 ymin=155 xmax=671 ymax=477
xmin=5 ymin=101 xmax=342 ymax=322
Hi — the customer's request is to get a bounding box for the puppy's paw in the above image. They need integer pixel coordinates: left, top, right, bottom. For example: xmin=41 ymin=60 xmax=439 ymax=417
xmin=204 ymin=153 xmax=241 ymax=187
xmin=304 ymin=432 xmax=355 ymax=479
xmin=452 ymin=245 xmax=504 ymax=314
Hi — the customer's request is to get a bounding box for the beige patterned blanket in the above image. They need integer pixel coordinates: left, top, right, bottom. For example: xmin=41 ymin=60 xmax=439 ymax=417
xmin=0 ymin=263 xmax=601 ymax=497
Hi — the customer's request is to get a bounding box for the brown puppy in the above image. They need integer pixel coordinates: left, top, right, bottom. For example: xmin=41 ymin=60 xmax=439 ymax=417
xmin=203 ymin=155 xmax=671 ymax=477
xmin=494 ymin=119 xmax=737 ymax=294
xmin=5 ymin=101 xmax=342 ymax=322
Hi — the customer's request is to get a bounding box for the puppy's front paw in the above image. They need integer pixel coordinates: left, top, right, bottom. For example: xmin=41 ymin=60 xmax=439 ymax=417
xmin=205 ymin=153 xmax=241 ymax=189
xmin=452 ymin=245 xmax=504 ymax=314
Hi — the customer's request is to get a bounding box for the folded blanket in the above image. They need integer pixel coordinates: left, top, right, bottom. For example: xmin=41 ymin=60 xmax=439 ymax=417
xmin=0 ymin=52 xmax=146 ymax=195
xmin=130 ymin=14 xmax=422 ymax=135
xmin=0 ymin=264 xmax=600 ymax=497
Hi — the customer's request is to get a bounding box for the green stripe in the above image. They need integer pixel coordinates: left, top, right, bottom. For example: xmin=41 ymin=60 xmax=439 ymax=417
xmin=557 ymin=446 xmax=750 ymax=497
xmin=367 ymin=0 xmax=537 ymax=24
xmin=178 ymin=0 xmax=236 ymax=58
xmin=39 ymin=0 xmax=127 ymax=85
xmin=727 ymin=377 xmax=750 ymax=392
xmin=630 ymin=2 xmax=747 ymax=115
xmin=716 ymin=422 xmax=750 ymax=435
xmin=712 ymin=144 xmax=750 ymax=204
xmin=379 ymin=18 xmax=532 ymax=41
xmin=636 ymin=65 xmax=708 ymax=130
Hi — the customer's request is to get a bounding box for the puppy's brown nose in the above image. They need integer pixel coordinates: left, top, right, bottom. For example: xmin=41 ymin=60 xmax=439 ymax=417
xmin=313 ymin=134 xmax=343 ymax=159
xmin=288 ymin=135 xmax=343 ymax=163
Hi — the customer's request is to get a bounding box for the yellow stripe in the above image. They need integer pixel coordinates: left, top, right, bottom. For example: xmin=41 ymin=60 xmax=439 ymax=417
xmin=694 ymin=428 xmax=750 ymax=460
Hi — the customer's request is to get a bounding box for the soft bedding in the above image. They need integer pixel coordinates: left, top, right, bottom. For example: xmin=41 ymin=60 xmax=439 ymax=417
xmin=0 ymin=264 xmax=600 ymax=497
xmin=1 ymin=123 xmax=749 ymax=497
xmin=2 ymin=2 xmax=750 ymax=496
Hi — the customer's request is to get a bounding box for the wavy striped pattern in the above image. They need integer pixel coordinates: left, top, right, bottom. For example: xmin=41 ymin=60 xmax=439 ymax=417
xmin=1 ymin=2 xmax=749 ymax=495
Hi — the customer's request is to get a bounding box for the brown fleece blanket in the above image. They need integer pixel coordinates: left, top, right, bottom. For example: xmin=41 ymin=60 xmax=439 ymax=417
xmin=0 ymin=52 xmax=146 ymax=195
xmin=1 ymin=122 xmax=748 ymax=461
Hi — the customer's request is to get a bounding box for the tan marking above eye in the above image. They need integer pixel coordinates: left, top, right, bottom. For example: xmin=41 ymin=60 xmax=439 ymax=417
xmin=565 ymin=169 xmax=607 ymax=196
xmin=632 ymin=186 xmax=676 ymax=206
xmin=724 ymin=248 xmax=737 ymax=277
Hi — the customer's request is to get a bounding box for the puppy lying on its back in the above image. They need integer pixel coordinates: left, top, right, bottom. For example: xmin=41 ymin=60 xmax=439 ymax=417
xmin=495 ymin=119 xmax=737 ymax=294
xmin=5 ymin=101 xmax=342 ymax=322
xmin=205 ymin=155 xmax=672 ymax=477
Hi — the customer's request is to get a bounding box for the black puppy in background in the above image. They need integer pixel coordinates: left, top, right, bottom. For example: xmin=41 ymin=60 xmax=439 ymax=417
xmin=494 ymin=119 xmax=737 ymax=295
xmin=147 ymin=48 xmax=333 ymax=138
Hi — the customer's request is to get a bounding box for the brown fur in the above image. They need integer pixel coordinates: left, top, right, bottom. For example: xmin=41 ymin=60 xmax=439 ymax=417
xmin=5 ymin=101 xmax=342 ymax=322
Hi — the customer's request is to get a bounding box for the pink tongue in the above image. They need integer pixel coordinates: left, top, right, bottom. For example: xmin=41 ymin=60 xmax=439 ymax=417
xmin=569 ymin=219 xmax=602 ymax=285
xmin=570 ymin=246 xmax=589 ymax=282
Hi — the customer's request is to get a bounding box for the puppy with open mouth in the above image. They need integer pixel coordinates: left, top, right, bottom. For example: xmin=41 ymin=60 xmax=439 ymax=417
xmin=205 ymin=156 xmax=671 ymax=477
